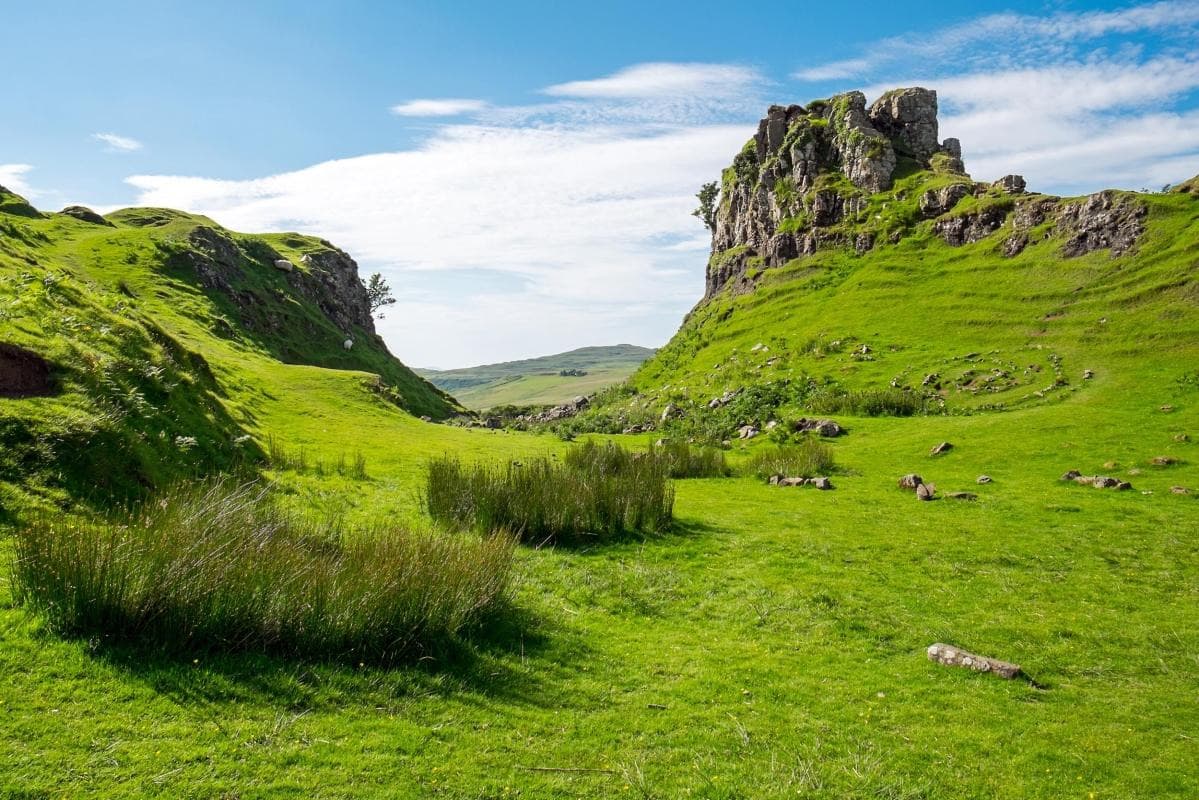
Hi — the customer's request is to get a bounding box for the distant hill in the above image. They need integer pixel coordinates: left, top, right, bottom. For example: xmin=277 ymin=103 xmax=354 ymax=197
xmin=417 ymin=345 xmax=655 ymax=409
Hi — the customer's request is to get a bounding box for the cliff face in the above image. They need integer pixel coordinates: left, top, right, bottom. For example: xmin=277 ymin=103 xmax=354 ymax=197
xmin=708 ymin=88 xmax=963 ymax=298
xmin=704 ymin=87 xmax=1148 ymax=301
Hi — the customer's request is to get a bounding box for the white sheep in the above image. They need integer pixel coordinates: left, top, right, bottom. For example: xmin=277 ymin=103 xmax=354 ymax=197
xmin=343 ymin=338 xmax=354 ymax=351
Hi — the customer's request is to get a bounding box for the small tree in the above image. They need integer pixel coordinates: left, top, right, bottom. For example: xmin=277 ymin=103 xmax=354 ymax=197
xmin=363 ymin=272 xmax=396 ymax=319
xmin=692 ymin=181 xmax=719 ymax=232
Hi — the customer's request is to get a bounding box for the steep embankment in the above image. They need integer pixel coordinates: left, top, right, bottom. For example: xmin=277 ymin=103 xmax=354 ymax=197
xmin=572 ymin=88 xmax=1199 ymax=437
xmin=417 ymin=344 xmax=655 ymax=409
xmin=0 ymin=189 xmax=459 ymax=513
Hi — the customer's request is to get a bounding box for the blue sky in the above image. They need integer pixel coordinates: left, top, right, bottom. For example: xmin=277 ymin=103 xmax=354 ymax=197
xmin=4 ymin=1 xmax=1199 ymax=367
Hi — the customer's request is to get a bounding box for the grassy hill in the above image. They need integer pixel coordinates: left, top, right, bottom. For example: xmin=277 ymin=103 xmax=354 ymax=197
xmin=0 ymin=186 xmax=459 ymax=513
xmin=416 ymin=344 xmax=654 ymax=408
xmin=1 ymin=109 xmax=1199 ymax=797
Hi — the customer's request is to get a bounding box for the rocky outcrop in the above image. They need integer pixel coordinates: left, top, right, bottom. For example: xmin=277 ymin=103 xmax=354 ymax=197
xmin=1057 ymin=191 xmax=1147 ymax=257
xmin=178 ymin=226 xmax=377 ymax=338
xmin=706 ymin=87 xmax=963 ymax=299
xmin=703 ymin=90 xmax=1153 ymax=300
xmin=932 ymin=205 xmax=1008 ymax=246
xmin=60 ymin=206 xmax=113 ymax=226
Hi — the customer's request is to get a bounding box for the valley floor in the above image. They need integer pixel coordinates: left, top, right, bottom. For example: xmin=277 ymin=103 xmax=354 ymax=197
xmin=2 ymin=383 xmax=1197 ymax=799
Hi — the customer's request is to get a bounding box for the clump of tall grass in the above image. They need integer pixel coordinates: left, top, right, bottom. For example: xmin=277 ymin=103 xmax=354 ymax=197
xmin=10 ymin=480 xmax=513 ymax=662
xmin=426 ymin=444 xmax=674 ymax=544
xmin=808 ymin=387 xmax=923 ymax=417
xmin=266 ymin=435 xmax=368 ymax=479
xmin=647 ymin=440 xmax=729 ymax=478
xmin=745 ymin=439 xmax=836 ymax=480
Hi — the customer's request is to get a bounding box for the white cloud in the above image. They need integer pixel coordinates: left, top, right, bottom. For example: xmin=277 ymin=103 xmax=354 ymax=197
xmin=390 ymin=98 xmax=488 ymax=117
xmin=124 ymin=67 xmax=754 ymax=366
xmin=544 ymin=62 xmax=762 ymax=99
xmin=93 ymin=132 xmax=143 ymax=153
xmin=0 ymin=164 xmax=35 ymax=195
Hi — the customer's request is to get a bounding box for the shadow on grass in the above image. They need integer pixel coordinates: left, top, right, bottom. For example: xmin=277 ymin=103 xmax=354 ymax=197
xmin=526 ymin=514 xmax=725 ymax=556
xmin=47 ymin=600 xmax=565 ymax=717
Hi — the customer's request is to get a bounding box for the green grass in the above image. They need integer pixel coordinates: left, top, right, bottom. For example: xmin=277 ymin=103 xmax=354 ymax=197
xmin=11 ymin=480 xmax=514 ymax=663
xmin=1 ymin=178 xmax=1198 ymax=796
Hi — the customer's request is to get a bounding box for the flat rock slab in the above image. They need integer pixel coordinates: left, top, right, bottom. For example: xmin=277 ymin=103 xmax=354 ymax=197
xmin=927 ymin=643 xmax=1021 ymax=679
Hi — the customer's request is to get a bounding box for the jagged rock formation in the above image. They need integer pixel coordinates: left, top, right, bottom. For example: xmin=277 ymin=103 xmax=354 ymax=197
xmin=704 ymin=88 xmax=1152 ymax=300
xmin=708 ymin=88 xmax=963 ymax=298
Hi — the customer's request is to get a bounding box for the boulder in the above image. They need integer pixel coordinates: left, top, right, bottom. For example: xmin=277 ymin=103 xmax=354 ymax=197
xmin=273 ymin=259 xmax=294 ymax=272
xmin=812 ymin=477 xmax=833 ymax=491
xmin=1092 ymin=476 xmax=1120 ymax=488
xmin=916 ymin=482 xmax=937 ymax=501
xmin=898 ymin=474 xmax=924 ymax=491
xmin=926 ymin=643 xmax=1022 ymax=679
xmin=1061 ymin=470 xmax=1082 ymax=481
xmin=930 ymin=441 xmax=954 ymax=456
xmin=868 ymin=87 xmax=941 ymax=163
xmin=737 ymin=425 xmax=759 ymax=440
xmin=1150 ymin=456 xmax=1178 ymax=466
xmin=993 ymin=174 xmax=1027 ymax=194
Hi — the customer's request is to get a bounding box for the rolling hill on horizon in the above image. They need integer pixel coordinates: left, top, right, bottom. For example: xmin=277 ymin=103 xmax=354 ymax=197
xmin=416 ymin=343 xmax=655 ymax=409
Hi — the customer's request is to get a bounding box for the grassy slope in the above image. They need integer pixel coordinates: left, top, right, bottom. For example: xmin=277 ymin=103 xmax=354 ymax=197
xmin=417 ymin=344 xmax=653 ymax=409
xmin=0 ymin=180 xmax=1197 ymax=797
xmin=0 ymin=193 xmax=458 ymax=512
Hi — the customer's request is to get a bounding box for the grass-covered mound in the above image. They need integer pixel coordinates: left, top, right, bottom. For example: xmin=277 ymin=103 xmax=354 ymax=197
xmin=426 ymin=441 xmax=675 ymax=543
xmin=0 ymin=189 xmax=459 ymax=515
xmin=11 ymin=481 xmax=514 ymax=662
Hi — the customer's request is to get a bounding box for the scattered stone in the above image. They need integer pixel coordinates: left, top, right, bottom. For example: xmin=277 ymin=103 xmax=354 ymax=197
xmin=660 ymin=404 xmax=678 ymax=423
xmin=273 ymin=259 xmax=294 ymax=272
xmin=1103 ymin=461 xmax=1119 ymax=470
xmin=898 ymin=474 xmax=924 ymax=491
xmin=1115 ymin=481 xmax=1133 ymax=491
xmin=926 ymin=643 xmax=1022 ymax=679
xmin=765 ymin=420 xmax=779 ymax=430
xmin=708 ymin=389 xmax=740 ymax=409
xmin=1173 ymin=433 xmax=1190 ymax=442
xmin=930 ymin=441 xmax=954 ymax=456
xmin=812 ymin=477 xmax=833 ymax=491
xmin=737 ymin=425 xmax=759 ymax=440
xmin=976 ymin=475 xmax=993 ymax=484
xmin=1171 ymin=486 xmax=1190 ymax=495
xmin=922 ymin=373 xmax=940 ymax=387
xmin=1083 ymin=369 xmax=1094 ymax=380
xmin=916 ymin=482 xmax=936 ymax=501
xmin=1092 ymin=476 xmax=1120 ymax=488
xmin=518 ymin=395 xmax=592 ymax=425
xmin=1061 ymin=470 xmax=1082 ymax=481
xmin=750 ymin=342 xmax=768 ymax=352
xmin=419 ymin=415 xmax=432 ymax=423
xmin=946 ymin=492 xmax=978 ymax=501
xmin=794 ymin=417 xmax=844 ymax=437
xmin=483 ymin=417 xmax=502 ymax=429
xmin=1150 ymin=456 xmax=1178 ymax=467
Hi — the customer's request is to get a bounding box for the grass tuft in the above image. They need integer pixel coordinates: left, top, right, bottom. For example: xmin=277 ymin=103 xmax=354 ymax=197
xmin=10 ymin=480 xmax=513 ymax=662
xmin=745 ymin=439 xmax=836 ymax=479
xmin=426 ymin=442 xmax=674 ymax=544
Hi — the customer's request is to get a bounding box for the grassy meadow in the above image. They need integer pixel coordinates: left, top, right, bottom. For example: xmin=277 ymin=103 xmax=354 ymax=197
xmin=1 ymin=180 xmax=1197 ymax=797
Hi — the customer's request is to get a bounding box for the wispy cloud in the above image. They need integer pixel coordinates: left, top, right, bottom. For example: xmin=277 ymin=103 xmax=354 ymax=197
xmin=792 ymin=58 xmax=871 ymax=82
xmin=0 ymin=164 xmax=35 ymax=195
xmin=794 ymin=1 xmax=1199 ymax=83
xmin=390 ymin=98 xmax=488 ymax=117
xmin=93 ymin=132 xmax=143 ymax=153
xmin=544 ymin=62 xmax=763 ymax=99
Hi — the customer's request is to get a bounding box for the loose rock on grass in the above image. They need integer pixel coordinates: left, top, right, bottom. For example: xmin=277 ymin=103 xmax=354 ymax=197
xmin=927 ymin=643 xmax=1022 ymax=679
xmin=930 ymin=441 xmax=954 ymax=455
